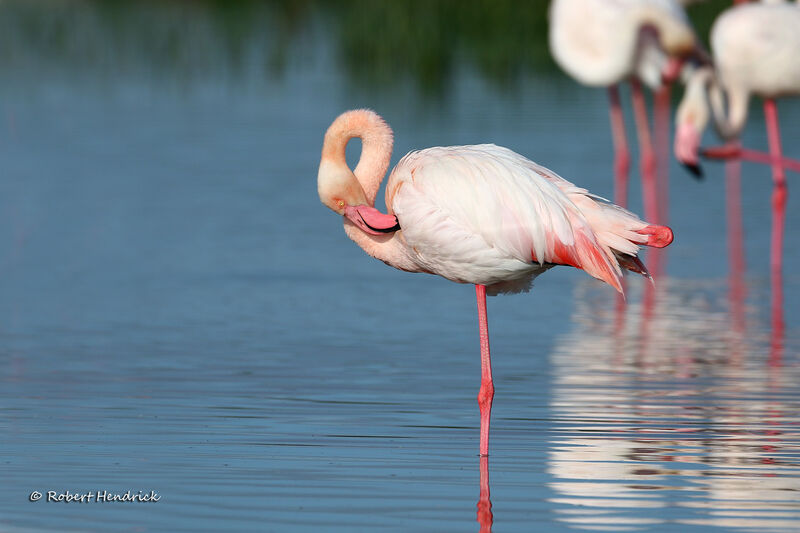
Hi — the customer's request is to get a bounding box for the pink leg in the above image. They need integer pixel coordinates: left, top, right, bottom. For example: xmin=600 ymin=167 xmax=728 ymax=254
xmin=476 ymin=456 xmax=493 ymax=532
xmin=475 ymin=284 xmax=494 ymax=457
xmin=764 ymin=100 xmax=786 ymax=365
xmin=608 ymin=85 xmax=630 ymax=208
xmin=631 ymin=80 xmax=659 ymax=225
xmin=654 ymin=85 xmax=671 ymax=226
xmin=703 ymin=144 xmax=800 ymax=173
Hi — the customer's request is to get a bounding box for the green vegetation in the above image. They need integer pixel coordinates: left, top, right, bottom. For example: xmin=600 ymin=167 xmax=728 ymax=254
xmin=0 ymin=0 xmax=731 ymax=93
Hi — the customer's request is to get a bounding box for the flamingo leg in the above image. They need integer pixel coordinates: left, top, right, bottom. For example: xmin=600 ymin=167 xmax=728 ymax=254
xmin=475 ymin=284 xmax=494 ymax=457
xmin=654 ymin=85 xmax=671 ymax=226
xmin=764 ymin=99 xmax=786 ymax=365
xmin=608 ymin=85 xmax=630 ymax=208
xmin=631 ymin=80 xmax=659 ymax=225
xmin=703 ymin=144 xmax=800 ymax=173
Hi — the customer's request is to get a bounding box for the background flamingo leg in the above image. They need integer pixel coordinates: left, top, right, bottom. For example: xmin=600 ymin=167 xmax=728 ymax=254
xmin=631 ymin=80 xmax=659 ymax=225
xmin=703 ymin=144 xmax=800 ymax=173
xmin=608 ymin=85 xmax=630 ymax=208
xmin=764 ymin=99 xmax=786 ymax=365
xmin=475 ymin=284 xmax=494 ymax=457
xmin=654 ymin=85 xmax=671 ymax=226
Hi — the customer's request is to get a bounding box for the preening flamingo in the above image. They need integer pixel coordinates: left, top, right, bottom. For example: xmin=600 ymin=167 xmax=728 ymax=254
xmin=674 ymin=0 xmax=800 ymax=316
xmin=549 ymin=0 xmax=705 ymax=223
xmin=674 ymin=2 xmax=800 ymax=169
xmin=318 ymin=109 xmax=674 ymax=456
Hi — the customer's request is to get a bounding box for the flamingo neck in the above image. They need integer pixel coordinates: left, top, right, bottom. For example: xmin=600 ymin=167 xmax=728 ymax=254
xmin=678 ymin=67 xmax=713 ymax=132
xmin=709 ymin=82 xmax=749 ymax=141
xmin=679 ymin=67 xmax=748 ymax=141
xmin=320 ymin=109 xmax=394 ymax=206
xmin=320 ymin=110 xmax=417 ymax=272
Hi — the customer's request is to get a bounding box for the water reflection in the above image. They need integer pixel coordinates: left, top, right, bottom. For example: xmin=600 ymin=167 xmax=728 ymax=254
xmin=547 ymin=280 xmax=800 ymax=531
xmin=477 ymin=456 xmax=493 ymax=533
xmin=723 ymin=152 xmax=785 ymax=367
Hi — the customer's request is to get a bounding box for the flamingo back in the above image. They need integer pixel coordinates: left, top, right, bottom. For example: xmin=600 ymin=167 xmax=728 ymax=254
xmin=712 ymin=3 xmax=800 ymax=99
xmin=386 ymin=145 xmax=658 ymax=295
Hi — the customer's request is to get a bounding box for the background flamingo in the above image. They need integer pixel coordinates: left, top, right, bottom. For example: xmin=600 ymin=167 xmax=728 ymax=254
xmin=318 ymin=109 xmax=673 ymax=456
xmin=674 ymin=0 xmax=800 ymax=323
xmin=548 ymin=0 xmax=705 ymax=228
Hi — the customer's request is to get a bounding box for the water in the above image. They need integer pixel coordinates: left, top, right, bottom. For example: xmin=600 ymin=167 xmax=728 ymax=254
xmin=0 ymin=2 xmax=799 ymax=531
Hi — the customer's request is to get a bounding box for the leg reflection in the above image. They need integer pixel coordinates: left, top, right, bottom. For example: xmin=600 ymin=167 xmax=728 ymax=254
xmin=476 ymin=456 xmax=493 ymax=533
xmin=726 ymin=152 xmax=746 ymax=368
xmin=770 ymin=280 xmax=784 ymax=368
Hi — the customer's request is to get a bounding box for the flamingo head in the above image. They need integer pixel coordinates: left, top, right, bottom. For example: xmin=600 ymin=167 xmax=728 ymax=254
xmin=318 ymin=160 xmax=400 ymax=235
xmin=318 ymin=159 xmax=369 ymax=215
xmin=674 ymin=122 xmax=703 ymax=179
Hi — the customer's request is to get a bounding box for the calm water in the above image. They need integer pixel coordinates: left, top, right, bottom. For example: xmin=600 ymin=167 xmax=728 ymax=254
xmin=1 ymin=2 xmax=799 ymax=532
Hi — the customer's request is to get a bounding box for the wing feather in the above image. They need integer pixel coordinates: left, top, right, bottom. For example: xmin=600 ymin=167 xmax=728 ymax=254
xmin=387 ymin=144 xmax=641 ymax=292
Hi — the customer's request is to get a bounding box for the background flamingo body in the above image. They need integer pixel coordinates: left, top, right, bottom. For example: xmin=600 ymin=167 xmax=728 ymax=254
xmin=318 ymin=109 xmax=673 ymax=456
xmin=549 ymin=0 xmax=695 ymax=90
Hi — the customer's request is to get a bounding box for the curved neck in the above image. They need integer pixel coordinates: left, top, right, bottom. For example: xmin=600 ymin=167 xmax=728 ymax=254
xmin=708 ymin=80 xmax=749 ymax=140
xmin=320 ymin=109 xmax=394 ymax=206
xmin=680 ymin=67 xmax=749 ymax=141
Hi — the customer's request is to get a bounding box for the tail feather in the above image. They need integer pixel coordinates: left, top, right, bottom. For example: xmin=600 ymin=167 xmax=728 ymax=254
xmin=615 ymin=252 xmax=652 ymax=280
xmin=636 ymin=224 xmax=674 ymax=248
xmin=569 ymin=195 xmax=673 ymax=291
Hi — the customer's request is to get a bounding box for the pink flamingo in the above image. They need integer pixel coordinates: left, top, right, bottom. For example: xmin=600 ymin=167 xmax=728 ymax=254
xmin=674 ymin=0 xmax=800 ymax=332
xmin=318 ymin=109 xmax=674 ymax=456
xmin=548 ymin=0 xmax=705 ymax=224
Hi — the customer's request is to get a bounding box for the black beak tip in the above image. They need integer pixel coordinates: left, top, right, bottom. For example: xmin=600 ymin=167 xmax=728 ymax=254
xmin=360 ymin=214 xmax=401 ymax=234
xmin=683 ymin=162 xmax=704 ymax=180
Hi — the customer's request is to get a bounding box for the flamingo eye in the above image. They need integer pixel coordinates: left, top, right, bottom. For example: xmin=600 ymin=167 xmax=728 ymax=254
xmin=337 ymin=200 xmax=345 ymax=209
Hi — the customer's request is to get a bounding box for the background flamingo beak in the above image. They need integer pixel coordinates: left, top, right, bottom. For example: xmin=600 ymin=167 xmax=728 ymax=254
xmin=674 ymin=123 xmax=703 ymax=179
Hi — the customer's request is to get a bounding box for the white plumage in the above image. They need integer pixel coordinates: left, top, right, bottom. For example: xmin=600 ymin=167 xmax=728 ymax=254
xmin=549 ymin=0 xmax=695 ymax=89
xmin=387 ymin=144 xmax=652 ymax=294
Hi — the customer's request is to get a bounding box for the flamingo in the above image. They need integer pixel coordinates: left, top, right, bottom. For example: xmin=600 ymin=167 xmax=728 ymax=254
xmin=548 ymin=0 xmax=705 ymax=225
xmin=317 ymin=109 xmax=674 ymax=456
xmin=673 ymin=0 xmax=800 ymax=320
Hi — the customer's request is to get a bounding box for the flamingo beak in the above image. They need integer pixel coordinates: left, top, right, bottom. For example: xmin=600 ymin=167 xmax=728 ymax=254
xmin=674 ymin=122 xmax=703 ymax=180
xmin=344 ymin=205 xmax=401 ymax=235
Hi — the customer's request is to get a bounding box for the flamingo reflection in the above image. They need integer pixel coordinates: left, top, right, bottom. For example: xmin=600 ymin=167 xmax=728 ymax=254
xmin=476 ymin=456 xmax=492 ymax=533
xmin=547 ymin=280 xmax=799 ymax=532
xmin=723 ymin=143 xmax=784 ymax=367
